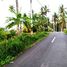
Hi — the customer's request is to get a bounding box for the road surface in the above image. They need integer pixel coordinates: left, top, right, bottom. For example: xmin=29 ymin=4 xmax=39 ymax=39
xmin=5 ymin=32 xmax=67 ymax=67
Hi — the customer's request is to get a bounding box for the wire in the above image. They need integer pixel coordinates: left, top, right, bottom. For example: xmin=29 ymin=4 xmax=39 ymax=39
xmin=36 ymin=0 xmax=44 ymax=7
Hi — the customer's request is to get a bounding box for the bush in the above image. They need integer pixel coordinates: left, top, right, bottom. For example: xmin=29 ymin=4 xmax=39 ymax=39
xmin=64 ymin=29 xmax=67 ymax=34
xmin=6 ymin=30 xmax=16 ymax=39
xmin=0 ymin=40 xmax=8 ymax=65
xmin=10 ymin=30 xmax=16 ymax=36
xmin=0 ymin=31 xmax=48 ymax=66
xmin=0 ymin=28 xmax=11 ymax=41
xmin=0 ymin=31 xmax=7 ymax=41
xmin=48 ymin=26 xmax=53 ymax=32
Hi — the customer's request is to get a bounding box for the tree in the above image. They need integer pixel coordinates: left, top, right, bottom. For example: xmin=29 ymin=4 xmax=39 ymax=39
xmin=59 ymin=5 xmax=67 ymax=31
xmin=41 ymin=5 xmax=49 ymax=15
xmin=32 ymin=13 xmax=48 ymax=32
xmin=32 ymin=13 xmax=39 ymax=32
xmin=40 ymin=5 xmax=50 ymax=31
xmin=23 ymin=13 xmax=31 ymax=32
xmin=6 ymin=6 xmax=23 ymax=34
xmin=52 ymin=12 xmax=58 ymax=31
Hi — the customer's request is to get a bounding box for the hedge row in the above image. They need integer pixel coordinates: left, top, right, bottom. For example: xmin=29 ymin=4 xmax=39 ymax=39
xmin=0 ymin=32 xmax=48 ymax=66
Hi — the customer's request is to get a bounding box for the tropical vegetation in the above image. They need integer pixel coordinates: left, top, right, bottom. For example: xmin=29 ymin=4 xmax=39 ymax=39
xmin=0 ymin=0 xmax=67 ymax=66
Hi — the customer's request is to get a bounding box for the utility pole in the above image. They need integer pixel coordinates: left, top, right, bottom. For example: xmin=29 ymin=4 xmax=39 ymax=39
xmin=16 ymin=0 xmax=22 ymax=33
xmin=30 ymin=0 xmax=32 ymax=24
xmin=16 ymin=0 xmax=19 ymax=13
xmin=30 ymin=0 xmax=33 ymax=34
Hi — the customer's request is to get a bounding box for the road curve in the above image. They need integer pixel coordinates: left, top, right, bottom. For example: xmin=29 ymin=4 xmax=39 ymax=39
xmin=5 ymin=32 xmax=67 ymax=67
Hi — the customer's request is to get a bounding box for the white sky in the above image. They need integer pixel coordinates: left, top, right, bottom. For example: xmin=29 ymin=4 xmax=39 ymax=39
xmin=0 ymin=0 xmax=67 ymax=27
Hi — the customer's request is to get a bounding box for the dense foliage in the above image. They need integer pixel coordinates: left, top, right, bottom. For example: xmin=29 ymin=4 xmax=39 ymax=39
xmin=0 ymin=28 xmax=16 ymax=41
xmin=0 ymin=32 xmax=48 ymax=66
xmin=0 ymin=4 xmax=51 ymax=66
xmin=0 ymin=0 xmax=67 ymax=67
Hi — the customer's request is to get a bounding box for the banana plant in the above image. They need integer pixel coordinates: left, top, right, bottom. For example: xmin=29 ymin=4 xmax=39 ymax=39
xmin=6 ymin=6 xmax=23 ymax=34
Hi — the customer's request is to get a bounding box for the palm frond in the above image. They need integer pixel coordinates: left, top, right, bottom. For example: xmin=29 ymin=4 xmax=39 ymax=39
xmin=6 ymin=17 xmax=16 ymax=23
xmin=6 ymin=22 xmax=15 ymax=29
xmin=9 ymin=5 xmax=16 ymax=14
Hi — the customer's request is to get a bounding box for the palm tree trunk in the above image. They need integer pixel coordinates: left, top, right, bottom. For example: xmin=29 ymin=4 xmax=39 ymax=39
xmin=16 ymin=25 xmax=19 ymax=35
xmin=61 ymin=22 xmax=64 ymax=31
xmin=20 ymin=24 xmax=22 ymax=32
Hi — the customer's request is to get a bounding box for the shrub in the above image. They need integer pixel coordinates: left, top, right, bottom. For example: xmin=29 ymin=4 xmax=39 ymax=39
xmin=0 ymin=28 xmax=10 ymax=41
xmin=0 ymin=40 xmax=8 ymax=65
xmin=10 ymin=30 xmax=16 ymax=36
xmin=64 ymin=29 xmax=67 ymax=34
xmin=48 ymin=26 xmax=53 ymax=32
xmin=6 ymin=30 xmax=16 ymax=39
xmin=0 ymin=31 xmax=7 ymax=41
xmin=0 ymin=31 xmax=48 ymax=66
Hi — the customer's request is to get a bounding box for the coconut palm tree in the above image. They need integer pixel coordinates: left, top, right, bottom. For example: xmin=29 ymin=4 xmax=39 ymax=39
xmin=59 ymin=5 xmax=66 ymax=31
xmin=52 ymin=12 xmax=58 ymax=31
xmin=41 ymin=5 xmax=49 ymax=31
xmin=32 ymin=13 xmax=48 ymax=32
xmin=41 ymin=5 xmax=49 ymax=15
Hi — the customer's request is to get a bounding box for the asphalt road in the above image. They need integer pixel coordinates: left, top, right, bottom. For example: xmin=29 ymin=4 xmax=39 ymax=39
xmin=5 ymin=32 xmax=67 ymax=67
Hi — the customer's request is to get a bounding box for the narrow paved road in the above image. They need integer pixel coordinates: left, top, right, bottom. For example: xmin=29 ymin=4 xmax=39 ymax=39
xmin=5 ymin=32 xmax=67 ymax=67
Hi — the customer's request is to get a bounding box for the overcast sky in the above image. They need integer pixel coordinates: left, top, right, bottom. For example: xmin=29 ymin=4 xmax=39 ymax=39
xmin=0 ymin=0 xmax=67 ymax=27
